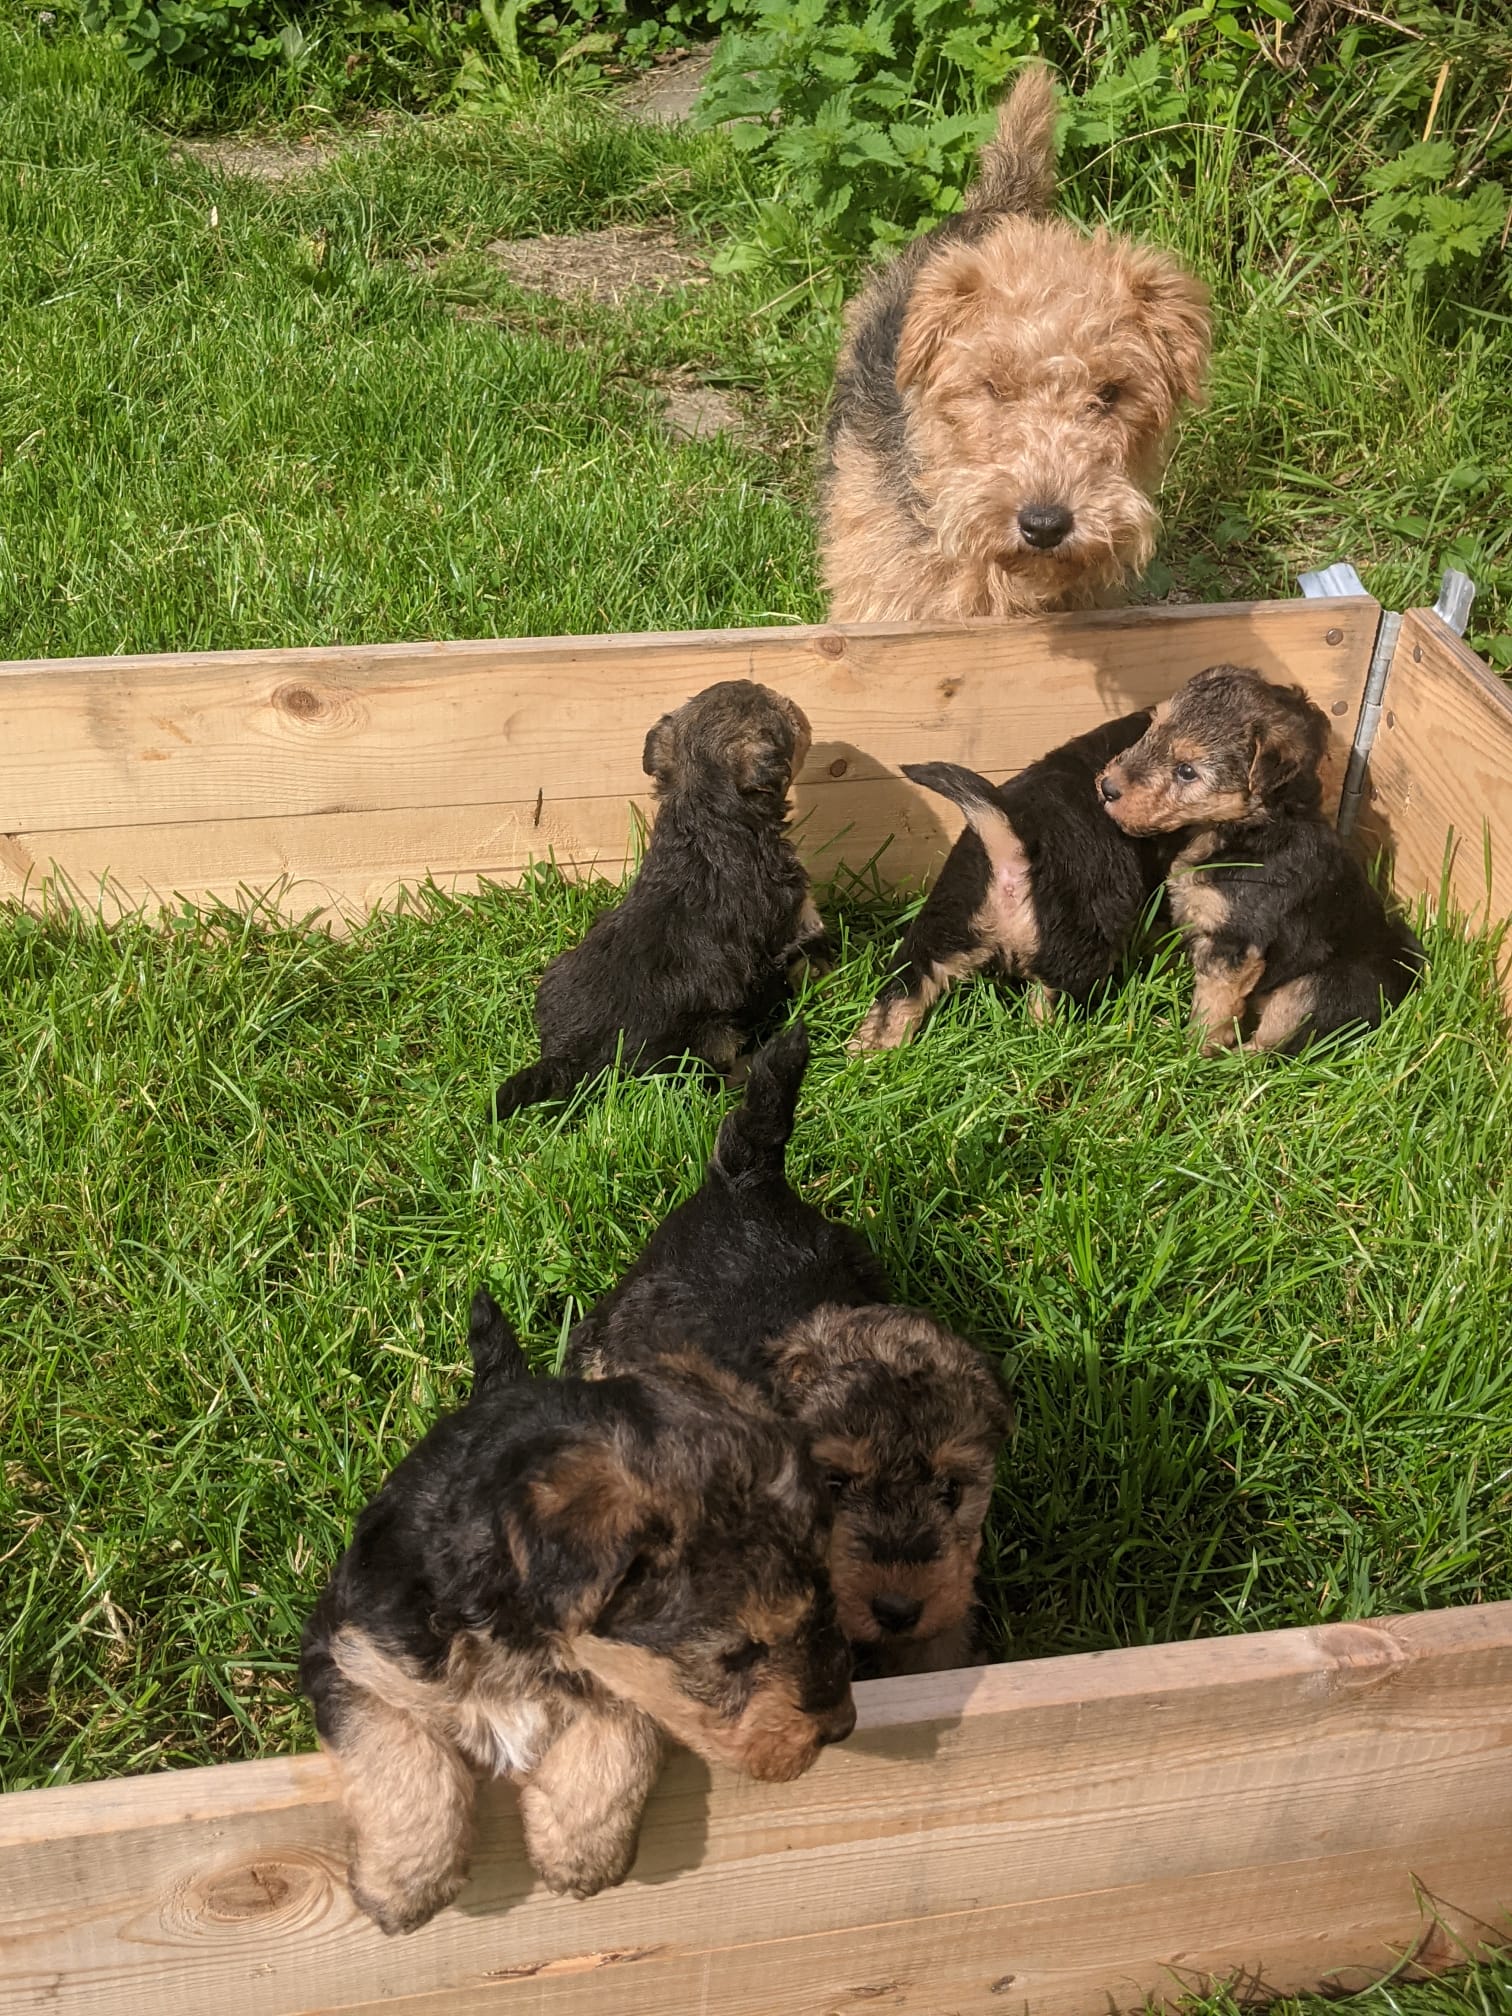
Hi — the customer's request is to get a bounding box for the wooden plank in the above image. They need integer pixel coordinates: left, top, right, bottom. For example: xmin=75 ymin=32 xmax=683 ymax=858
xmin=0 ymin=599 xmax=1375 ymax=921
xmin=3 ymin=1604 xmax=1510 ymax=2016
xmin=1367 ymin=607 xmax=1512 ymax=1009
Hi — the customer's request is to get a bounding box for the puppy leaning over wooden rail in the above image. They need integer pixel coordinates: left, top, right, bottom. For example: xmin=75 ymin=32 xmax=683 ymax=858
xmin=492 ymin=678 xmax=828 ymax=1121
xmin=1097 ymin=664 xmax=1424 ymax=1054
xmin=852 ymin=711 xmax=1176 ymax=1049
xmin=300 ymin=1295 xmax=854 ymax=1933
xmin=819 ymin=63 xmax=1210 ymax=623
xmin=569 ymin=1021 xmax=1014 ymax=1679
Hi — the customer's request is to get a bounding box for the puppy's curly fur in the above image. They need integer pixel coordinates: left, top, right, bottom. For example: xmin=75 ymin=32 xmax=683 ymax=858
xmin=569 ymin=1023 xmax=1013 ymax=1676
xmin=1097 ymin=665 xmax=1424 ymax=1052
xmin=820 ymin=66 xmax=1209 ymax=623
xmin=301 ymin=1301 xmax=854 ymax=1934
xmin=852 ymin=711 xmax=1175 ymax=1048
xmin=493 ymin=680 xmax=827 ymax=1120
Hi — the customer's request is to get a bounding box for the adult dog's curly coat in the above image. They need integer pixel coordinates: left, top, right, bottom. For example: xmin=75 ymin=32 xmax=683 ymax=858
xmin=569 ymin=1023 xmax=1013 ymax=1677
xmin=1097 ymin=665 xmax=1424 ymax=1053
xmin=302 ymin=1301 xmax=854 ymax=1933
xmin=493 ymin=680 xmax=826 ymax=1120
xmin=820 ymin=66 xmax=1210 ymax=622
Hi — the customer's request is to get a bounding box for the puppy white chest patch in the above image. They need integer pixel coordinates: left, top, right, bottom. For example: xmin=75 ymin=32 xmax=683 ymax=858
xmin=456 ymin=1695 xmax=554 ymax=1779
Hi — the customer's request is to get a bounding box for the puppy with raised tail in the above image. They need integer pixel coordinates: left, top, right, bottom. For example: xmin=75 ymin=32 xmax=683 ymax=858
xmin=853 ymin=711 xmax=1174 ymax=1048
xmin=1097 ymin=665 xmax=1423 ymax=1053
xmin=493 ymin=679 xmax=827 ymax=1120
xmin=821 ymin=65 xmax=1210 ymax=623
xmin=569 ymin=1022 xmax=1013 ymax=1677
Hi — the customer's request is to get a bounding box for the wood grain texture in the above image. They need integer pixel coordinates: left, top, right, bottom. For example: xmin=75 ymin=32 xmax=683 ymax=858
xmin=3 ymin=1604 xmax=1510 ymax=2016
xmin=0 ymin=600 xmax=1375 ymax=922
xmin=1369 ymin=608 xmax=1512 ymax=1008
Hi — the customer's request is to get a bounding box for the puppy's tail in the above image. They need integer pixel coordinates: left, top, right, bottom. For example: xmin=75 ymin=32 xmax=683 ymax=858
xmin=467 ymin=1288 xmax=531 ymax=1398
xmin=967 ymin=63 xmax=1057 ymax=217
xmin=491 ymin=1056 xmax=581 ymax=1122
xmin=902 ymin=763 xmax=1030 ymax=888
xmin=711 ymin=1020 xmax=809 ymax=1189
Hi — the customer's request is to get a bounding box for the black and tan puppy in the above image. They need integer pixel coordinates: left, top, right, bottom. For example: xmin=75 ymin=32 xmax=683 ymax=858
xmin=852 ymin=711 xmax=1173 ymax=1048
xmin=569 ymin=1023 xmax=1013 ymax=1676
xmin=301 ymin=1297 xmax=854 ymax=1934
xmin=493 ymin=680 xmax=826 ymax=1120
xmin=1097 ymin=664 xmax=1423 ymax=1053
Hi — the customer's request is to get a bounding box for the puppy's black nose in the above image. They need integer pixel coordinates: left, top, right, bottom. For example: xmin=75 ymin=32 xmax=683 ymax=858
xmin=1018 ymin=503 xmax=1074 ymax=550
xmin=871 ymin=1593 xmax=923 ymax=1635
xmin=1100 ymin=776 xmax=1122 ymax=802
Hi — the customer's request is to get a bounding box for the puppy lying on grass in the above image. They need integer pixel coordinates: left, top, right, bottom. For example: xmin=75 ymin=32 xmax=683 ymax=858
xmin=852 ymin=712 xmax=1173 ymax=1048
xmin=493 ymin=679 xmax=827 ymax=1120
xmin=301 ymin=1292 xmax=854 ymax=1933
xmin=570 ymin=1022 xmax=1013 ymax=1677
xmin=1097 ymin=664 xmax=1424 ymax=1053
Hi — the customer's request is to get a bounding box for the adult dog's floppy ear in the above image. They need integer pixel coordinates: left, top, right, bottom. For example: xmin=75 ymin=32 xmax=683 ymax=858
xmin=507 ymin=1437 xmax=660 ymax=1633
xmin=1124 ymin=244 xmax=1211 ymax=411
xmin=896 ymin=245 xmax=988 ymax=394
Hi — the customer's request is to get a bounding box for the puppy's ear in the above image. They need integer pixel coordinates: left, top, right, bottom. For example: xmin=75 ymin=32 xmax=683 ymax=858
xmin=642 ymin=714 xmax=677 ymax=787
xmin=508 ymin=1439 xmax=659 ymax=1632
xmin=1125 ymin=245 xmax=1211 ymax=409
xmin=896 ymin=247 xmax=987 ymax=394
xmin=1247 ymin=691 xmax=1330 ymax=801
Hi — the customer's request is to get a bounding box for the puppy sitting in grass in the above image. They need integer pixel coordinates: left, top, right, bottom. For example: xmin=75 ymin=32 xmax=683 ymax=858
xmin=820 ymin=65 xmax=1210 ymax=622
xmin=570 ymin=1022 xmax=1013 ymax=1677
xmin=301 ymin=1291 xmax=854 ymax=1934
xmin=852 ymin=712 xmax=1174 ymax=1049
xmin=493 ymin=679 xmax=827 ymax=1120
xmin=1097 ymin=665 xmax=1424 ymax=1053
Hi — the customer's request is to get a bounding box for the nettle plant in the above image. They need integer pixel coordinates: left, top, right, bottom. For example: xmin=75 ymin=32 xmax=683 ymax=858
xmin=697 ymin=0 xmax=1041 ymax=255
xmin=1363 ymin=139 xmax=1508 ymax=285
xmin=80 ymin=0 xmax=293 ymax=68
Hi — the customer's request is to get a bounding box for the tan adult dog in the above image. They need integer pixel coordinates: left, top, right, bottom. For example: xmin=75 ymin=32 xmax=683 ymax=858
xmin=820 ymin=66 xmax=1211 ymax=622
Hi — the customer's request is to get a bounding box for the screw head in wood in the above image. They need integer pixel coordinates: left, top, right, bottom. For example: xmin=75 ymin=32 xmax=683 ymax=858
xmin=1325 ymin=627 xmax=1343 ymax=646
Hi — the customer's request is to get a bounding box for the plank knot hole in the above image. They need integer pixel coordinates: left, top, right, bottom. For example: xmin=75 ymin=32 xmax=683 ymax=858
xmin=816 ymin=634 xmax=847 ymax=660
xmin=276 ymin=684 xmax=324 ymax=721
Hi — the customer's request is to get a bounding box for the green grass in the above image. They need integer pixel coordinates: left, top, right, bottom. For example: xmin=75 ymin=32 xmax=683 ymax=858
xmin=2 ymin=878 xmax=1509 ymax=1789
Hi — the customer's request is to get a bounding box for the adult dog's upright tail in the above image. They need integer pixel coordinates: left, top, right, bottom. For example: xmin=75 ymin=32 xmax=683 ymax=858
xmin=967 ymin=64 xmax=1057 ymax=218
xmin=711 ymin=1020 xmax=809 ymax=1189
xmin=467 ymin=1288 xmax=532 ymax=1399
xmin=903 ymin=763 xmax=1031 ymax=888
xmin=491 ymin=1056 xmax=581 ymax=1122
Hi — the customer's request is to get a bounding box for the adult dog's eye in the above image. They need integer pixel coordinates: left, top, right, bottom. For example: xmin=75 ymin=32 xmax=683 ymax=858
xmin=1097 ymin=382 xmax=1123 ymax=408
xmin=1175 ymin=762 xmax=1199 ymax=783
xmin=938 ymin=1477 xmax=964 ymax=1514
xmin=721 ymin=1638 xmax=769 ymax=1674
xmin=982 ymin=380 xmax=1004 ymax=402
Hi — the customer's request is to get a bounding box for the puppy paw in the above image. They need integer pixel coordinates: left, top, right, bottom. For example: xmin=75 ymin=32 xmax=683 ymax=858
xmin=350 ymin=1864 xmax=465 ymax=1936
xmin=848 ymin=998 xmax=917 ymax=1054
xmin=532 ymin=1837 xmax=637 ymax=1901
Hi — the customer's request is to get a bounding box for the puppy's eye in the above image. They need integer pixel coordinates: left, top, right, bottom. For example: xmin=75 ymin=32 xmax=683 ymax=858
xmin=938 ymin=1477 xmax=964 ymax=1514
xmin=825 ymin=1470 xmax=852 ymax=1499
xmin=721 ymin=1637 xmax=769 ymax=1674
xmin=1174 ymin=762 xmax=1199 ymax=783
xmin=1097 ymin=382 xmax=1123 ymax=408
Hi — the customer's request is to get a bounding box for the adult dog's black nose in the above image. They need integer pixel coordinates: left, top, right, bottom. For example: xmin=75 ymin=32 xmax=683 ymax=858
xmin=1100 ymin=776 xmax=1122 ymax=802
xmin=1018 ymin=503 xmax=1074 ymax=550
xmin=871 ymin=1594 xmax=923 ymax=1634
